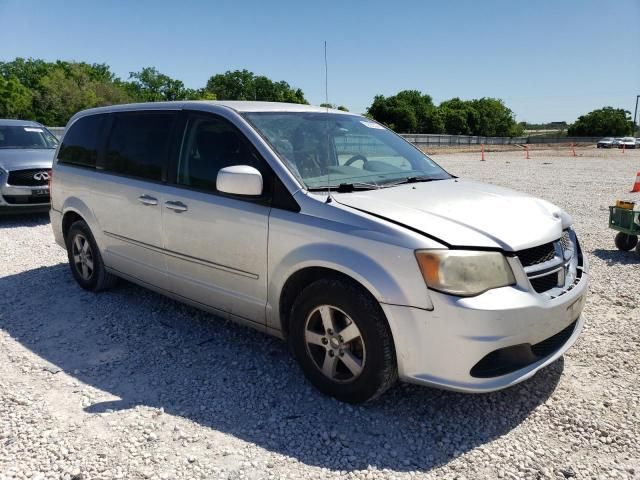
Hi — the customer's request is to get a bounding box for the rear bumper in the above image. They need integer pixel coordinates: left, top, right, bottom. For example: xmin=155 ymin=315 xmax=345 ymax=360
xmin=382 ymin=271 xmax=588 ymax=393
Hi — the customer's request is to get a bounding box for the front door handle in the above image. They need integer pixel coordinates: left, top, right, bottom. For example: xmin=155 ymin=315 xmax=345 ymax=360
xmin=165 ymin=200 xmax=188 ymax=212
xmin=138 ymin=194 xmax=158 ymax=206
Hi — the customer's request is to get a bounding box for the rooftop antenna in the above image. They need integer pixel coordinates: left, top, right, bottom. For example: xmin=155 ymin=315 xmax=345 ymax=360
xmin=324 ymin=40 xmax=332 ymax=203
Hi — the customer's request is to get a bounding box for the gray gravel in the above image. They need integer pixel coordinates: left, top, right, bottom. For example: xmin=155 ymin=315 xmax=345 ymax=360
xmin=1 ymin=147 xmax=639 ymax=479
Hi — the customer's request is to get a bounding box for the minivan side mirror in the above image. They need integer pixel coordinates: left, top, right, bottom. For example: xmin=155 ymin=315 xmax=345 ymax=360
xmin=216 ymin=165 xmax=263 ymax=196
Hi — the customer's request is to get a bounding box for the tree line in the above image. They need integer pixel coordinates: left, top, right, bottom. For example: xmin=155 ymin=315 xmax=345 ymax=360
xmin=367 ymin=91 xmax=525 ymax=136
xmin=0 ymin=58 xmax=634 ymax=136
xmin=0 ymin=58 xmax=307 ymax=125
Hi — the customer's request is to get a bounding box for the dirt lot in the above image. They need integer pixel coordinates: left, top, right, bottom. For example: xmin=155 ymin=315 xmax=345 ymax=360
xmin=1 ymin=148 xmax=639 ymax=479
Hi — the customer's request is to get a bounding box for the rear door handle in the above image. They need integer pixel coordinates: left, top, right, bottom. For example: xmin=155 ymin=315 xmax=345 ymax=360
xmin=138 ymin=194 xmax=158 ymax=206
xmin=165 ymin=200 xmax=188 ymax=212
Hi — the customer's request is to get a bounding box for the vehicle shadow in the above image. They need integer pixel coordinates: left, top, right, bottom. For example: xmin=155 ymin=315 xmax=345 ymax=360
xmin=592 ymin=248 xmax=640 ymax=265
xmin=0 ymin=211 xmax=49 ymax=229
xmin=0 ymin=264 xmax=564 ymax=473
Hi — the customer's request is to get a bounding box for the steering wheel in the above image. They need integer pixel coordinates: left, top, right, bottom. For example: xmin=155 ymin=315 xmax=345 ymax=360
xmin=344 ymin=154 xmax=369 ymax=167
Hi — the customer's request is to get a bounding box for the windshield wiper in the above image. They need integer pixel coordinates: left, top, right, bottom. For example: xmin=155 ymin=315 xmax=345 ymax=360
xmin=382 ymin=175 xmax=444 ymax=187
xmin=308 ymin=182 xmax=380 ymax=193
xmin=335 ymin=182 xmax=381 ymax=192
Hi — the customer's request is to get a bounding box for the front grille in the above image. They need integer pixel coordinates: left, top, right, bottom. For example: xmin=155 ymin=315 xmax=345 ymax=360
xmin=7 ymin=169 xmax=50 ymax=186
xmin=516 ymin=242 xmax=556 ymax=267
xmin=530 ymin=273 xmax=560 ymax=293
xmin=470 ymin=319 xmax=578 ymax=378
xmin=515 ymin=230 xmax=582 ymax=295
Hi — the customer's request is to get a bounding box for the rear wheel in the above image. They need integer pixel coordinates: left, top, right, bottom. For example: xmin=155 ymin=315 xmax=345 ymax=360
xmin=289 ymin=278 xmax=397 ymax=403
xmin=66 ymin=220 xmax=118 ymax=291
xmin=614 ymin=232 xmax=638 ymax=251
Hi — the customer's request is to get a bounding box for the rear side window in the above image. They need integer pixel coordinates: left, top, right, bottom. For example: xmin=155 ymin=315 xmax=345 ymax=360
xmin=58 ymin=115 xmax=105 ymax=168
xmin=104 ymin=112 xmax=175 ymax=181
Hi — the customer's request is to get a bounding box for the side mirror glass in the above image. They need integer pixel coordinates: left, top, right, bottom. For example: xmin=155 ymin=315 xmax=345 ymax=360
xmin=216 ymin=165 xmax=263 ymax=196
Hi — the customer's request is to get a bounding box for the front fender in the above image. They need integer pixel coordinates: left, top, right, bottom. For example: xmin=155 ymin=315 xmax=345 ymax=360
xmin=267 ymin=242 xmax=433 ymax=331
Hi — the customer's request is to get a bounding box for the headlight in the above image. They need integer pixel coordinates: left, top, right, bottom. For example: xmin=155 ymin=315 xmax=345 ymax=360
xmin=415 ymin=250 xmax=515 ymax=297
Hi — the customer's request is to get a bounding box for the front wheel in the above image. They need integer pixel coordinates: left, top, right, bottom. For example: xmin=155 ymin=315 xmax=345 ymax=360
xmin=615 ymin=232 xmax=638 ymax=251
xmin=289 ymin=278 xmax=397 ymax=403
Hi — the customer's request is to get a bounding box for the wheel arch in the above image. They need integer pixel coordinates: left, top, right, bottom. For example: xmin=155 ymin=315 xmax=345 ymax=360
xmin=60 ymin=197 xmax=101 ymax=246
xmin=277 ymin=265 xmax=392 ymax=340
xmin=270 ymin=242 xmax=431 ymax=338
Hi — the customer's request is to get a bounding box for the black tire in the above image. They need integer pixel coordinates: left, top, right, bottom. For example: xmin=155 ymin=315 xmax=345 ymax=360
xmin=65 ymin=220 xmax=118 ymax=291
xmin=614 ymin=232 xmax=638 ymax=251
xmin=636 ymin=242 xmax=640 ymax=256
xmin=289 ymin=278 xmax=397 ymax=403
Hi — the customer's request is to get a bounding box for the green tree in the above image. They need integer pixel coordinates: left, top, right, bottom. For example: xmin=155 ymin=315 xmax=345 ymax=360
xmin=367 ymin=90 xmax=442 ymax=133
xmin=0 ymin=58 xmax=55 ymax=90
xmin=205 ymin=69 xmax=307 ymax=103
xmin=34 ymin=65 xmax=98 ymax=125
xmin=0 ymin=58 xmax=138 ymax=124
xmin=437 ymin=98 xmax=479 ymax=135
xmin=567 ymin=107 xmax=633 ymax=137
xmin=367 ymin=91 xmax=523 ymax=135
xmin=127 ymin=67 xmax=193 ymax=102
xmin=0 ymin=76 xmax=33 ymax=118
xmin=319 ymin=103 xmax=349 ymax=111
xmin=469 ymin=98 xmax=523 ymax=136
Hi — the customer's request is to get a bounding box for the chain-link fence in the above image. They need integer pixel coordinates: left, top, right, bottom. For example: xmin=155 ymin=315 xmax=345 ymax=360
xmin=401 ymin=134 xmax=601 ymax=147
xmin=421 ymin=143 xmax=639 ymax=159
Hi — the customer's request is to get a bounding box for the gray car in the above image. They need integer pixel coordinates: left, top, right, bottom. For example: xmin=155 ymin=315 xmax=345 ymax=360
xmin=0 ymin=119 xmax=58 ymax=213
xmin=50 ymin=102 xmax=588 ymax=403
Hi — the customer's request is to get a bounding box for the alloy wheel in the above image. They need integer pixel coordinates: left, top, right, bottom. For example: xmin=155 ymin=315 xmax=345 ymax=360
xmin=72 ymin=233 xmax=94 ymax=281
xmin=304 ymin=305 xmax=366 ymax=383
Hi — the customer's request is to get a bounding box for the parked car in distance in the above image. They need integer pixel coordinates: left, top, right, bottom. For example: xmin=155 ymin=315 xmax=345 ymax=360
xmin=597 ymin=137 xmax=616 ymax=148
xmin=50 ymin=102 xmax=589 ymax=403
xmin=617 ymin=137 xmax=636 ymax=149
xmin=0 ymin=119 xmax=58 ymax=213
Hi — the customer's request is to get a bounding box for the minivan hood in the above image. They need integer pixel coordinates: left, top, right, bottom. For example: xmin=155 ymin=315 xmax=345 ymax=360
xmin=0 ymin=148 xmax=56 ymax=172
xmin=334 ymin=179 xmax=569 ymax=251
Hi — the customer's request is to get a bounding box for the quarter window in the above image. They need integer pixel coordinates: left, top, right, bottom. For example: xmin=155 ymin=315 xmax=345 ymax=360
xmin=58 ymin=115 xmax=104 ymax=168
xmin=104 ymin=112 xmax=175 ymax=181
xmin=177 ymin=115 xmax=266 ymax=193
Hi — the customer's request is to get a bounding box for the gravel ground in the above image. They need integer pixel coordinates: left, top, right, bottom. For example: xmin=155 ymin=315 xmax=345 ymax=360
xmin=1 ymin=148 xmax=639 ymax=479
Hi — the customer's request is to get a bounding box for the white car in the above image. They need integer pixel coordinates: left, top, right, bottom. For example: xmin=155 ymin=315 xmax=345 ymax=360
xmin=617 ymin=137 xmax=636 ymax=149
xmin=50 ymin=101 xmax=589 ymax=402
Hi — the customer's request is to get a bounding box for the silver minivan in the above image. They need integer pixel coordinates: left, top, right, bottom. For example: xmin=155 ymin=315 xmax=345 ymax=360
xmin=51 ymin=101 xmax=588 ymax=403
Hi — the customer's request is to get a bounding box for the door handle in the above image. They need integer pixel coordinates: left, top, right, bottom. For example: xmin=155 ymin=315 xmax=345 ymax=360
xmin=165 ymin=200 xmax=188 ymax=212
xmin=138 ymin=194 xmax=158 ymax=206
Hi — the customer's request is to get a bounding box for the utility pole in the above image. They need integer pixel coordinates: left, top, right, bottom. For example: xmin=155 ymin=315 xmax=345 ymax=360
xmin=634 ymin=95 xmax=640 ymax=136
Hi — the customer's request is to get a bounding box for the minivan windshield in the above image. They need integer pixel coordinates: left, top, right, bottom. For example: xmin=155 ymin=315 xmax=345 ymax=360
xmin=243 ymin=112 xmax=451 ymax=190
xmin=0 ymin=125 xmax=59 ymax=149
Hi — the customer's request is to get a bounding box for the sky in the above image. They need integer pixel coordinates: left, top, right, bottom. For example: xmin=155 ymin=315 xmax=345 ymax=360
xmin=1 ymin=0 xmax=639 ymax=123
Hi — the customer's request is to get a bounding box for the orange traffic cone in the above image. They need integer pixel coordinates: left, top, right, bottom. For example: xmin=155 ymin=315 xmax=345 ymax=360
xmin=631 ymin=172 xmax=640 ymax=193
